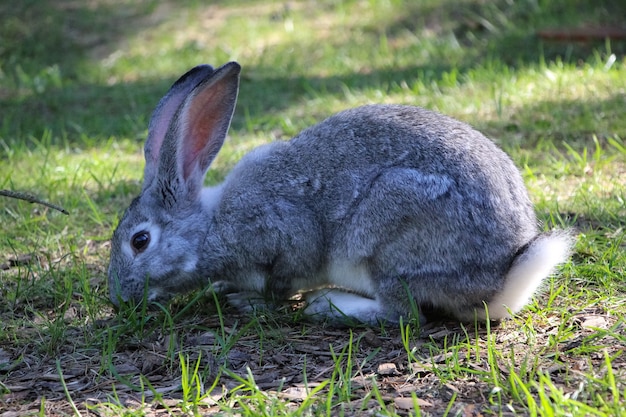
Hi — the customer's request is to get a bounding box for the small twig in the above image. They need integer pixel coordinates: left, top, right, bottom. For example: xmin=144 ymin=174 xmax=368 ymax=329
xmin=0 ymin=190 xmax=69 ymax=215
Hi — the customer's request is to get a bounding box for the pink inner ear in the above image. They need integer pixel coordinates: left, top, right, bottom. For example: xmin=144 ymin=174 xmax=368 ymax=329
xmin=181 ymin=81 xmax=232 ymax=181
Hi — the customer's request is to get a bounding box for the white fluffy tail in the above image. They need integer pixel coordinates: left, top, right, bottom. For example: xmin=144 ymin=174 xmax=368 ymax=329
xmin=485 ymin=231 xmax=574 ymax=320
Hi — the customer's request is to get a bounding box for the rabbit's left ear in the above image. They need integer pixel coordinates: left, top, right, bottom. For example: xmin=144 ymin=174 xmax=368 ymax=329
xmin=172 ymin=62 xmax=241 ymax=189
xmin=149 ymin=62 xmax=241 ymax=202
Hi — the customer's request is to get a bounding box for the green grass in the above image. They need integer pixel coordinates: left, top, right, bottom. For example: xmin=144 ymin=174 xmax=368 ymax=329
xmin=1 ymin=0 xmax=626 ymax=415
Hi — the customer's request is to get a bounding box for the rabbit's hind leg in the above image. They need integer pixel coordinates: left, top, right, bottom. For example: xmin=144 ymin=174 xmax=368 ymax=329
xmin=303 ymin=288 xmax=401 ymax=326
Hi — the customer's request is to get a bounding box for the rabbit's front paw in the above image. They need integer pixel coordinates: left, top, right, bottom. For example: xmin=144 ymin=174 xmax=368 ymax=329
xmin=225 ymin=290 xmax=268 ymax=313
xmin=208 ymin=280 xmax=238 ymax=294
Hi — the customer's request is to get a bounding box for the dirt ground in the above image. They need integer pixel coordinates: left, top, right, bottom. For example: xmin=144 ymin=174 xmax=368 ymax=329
xmin=1 ymin=300 xmax=623 ymax=417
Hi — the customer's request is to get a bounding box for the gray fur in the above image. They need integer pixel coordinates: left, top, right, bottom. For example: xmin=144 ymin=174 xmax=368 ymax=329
xmin=108 ymin=61 xmax=573 ymax=324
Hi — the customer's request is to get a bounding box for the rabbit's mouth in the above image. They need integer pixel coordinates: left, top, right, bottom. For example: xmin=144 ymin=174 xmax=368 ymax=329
xmin=108 ymin=287 xmax=169 ymax=312
xmin=108 ymin=272 xmax=167 ymax=309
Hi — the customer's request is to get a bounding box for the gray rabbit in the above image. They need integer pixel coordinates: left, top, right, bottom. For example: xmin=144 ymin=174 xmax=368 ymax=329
xmin=108 ymin=62 xmax=573 ymax=325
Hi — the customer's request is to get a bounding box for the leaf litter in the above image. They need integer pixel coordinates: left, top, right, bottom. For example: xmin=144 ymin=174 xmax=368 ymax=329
xmin=0 ymin=296 xmax=624 ymax=417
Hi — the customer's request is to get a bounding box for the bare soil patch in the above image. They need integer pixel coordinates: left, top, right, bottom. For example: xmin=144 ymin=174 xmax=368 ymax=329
xmin=1 ymin=298 xmax=624 ymax=416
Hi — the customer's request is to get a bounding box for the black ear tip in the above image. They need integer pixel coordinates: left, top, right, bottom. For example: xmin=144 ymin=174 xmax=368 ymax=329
xmin=191 ymin=64 xmax=216 ymax=74
xmin=212 ymin=61 xmax=242 ymax=79
xmin=172 ymin=64 xmax=215 ymax=88
xmin=224 ymin=61 xmax=242 ymax=72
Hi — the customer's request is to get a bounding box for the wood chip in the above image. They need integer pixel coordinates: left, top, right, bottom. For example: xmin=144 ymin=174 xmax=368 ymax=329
xmin=279 ymin=386 xmax=309 ymax=401
xmin=378 ymin=363 xmax=399 ymax=376
xmin=577 ymin=315 xmax=608 ymax=329
xmin=394 ymin=396 xmax=433 ymax=410
xmin=426 ymin=328 xmax=455 ymax=340
xmin=410 ymin=362 xmax=433 ymax=374
xmin=361 ymin=329 xmax=383 ymax=347
xmin=1 ymin=411 xmax=24 ymax=417
xmin=114 ymin=362 xmax=140 ymax=375
xmin=0 ymin=254 xmax=35 ymax=270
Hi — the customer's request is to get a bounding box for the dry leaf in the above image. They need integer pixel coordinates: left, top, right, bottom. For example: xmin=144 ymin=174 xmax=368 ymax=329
xmin=577 ymin=315 xmax=608 ymax=329
xmin=394 ymin=396 xmax=433 ymax=410
xmin=378 ymin=363 xmax=399 ymax=376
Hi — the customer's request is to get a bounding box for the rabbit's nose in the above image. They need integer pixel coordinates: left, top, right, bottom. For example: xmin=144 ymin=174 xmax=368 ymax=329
xmin=107 ymin=272 xmax=128 ymax=307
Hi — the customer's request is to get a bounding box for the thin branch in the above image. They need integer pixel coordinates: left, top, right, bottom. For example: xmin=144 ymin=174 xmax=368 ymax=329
xmin=0 ymin=190 xmax=69 ymax=215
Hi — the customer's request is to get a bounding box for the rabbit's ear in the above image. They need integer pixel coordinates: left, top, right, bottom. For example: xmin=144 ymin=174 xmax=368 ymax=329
xmin=175 ymin=61 xmax=240 ymax=186
xmin=143 ymin=64 xmax=216 ymax=187
xmin=154 ymin=62 xmax=241 ymax=201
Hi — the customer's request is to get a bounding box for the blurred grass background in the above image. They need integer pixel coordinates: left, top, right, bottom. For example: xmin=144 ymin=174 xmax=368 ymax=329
xmin=2 ymin=0 xmax=624 ymax=145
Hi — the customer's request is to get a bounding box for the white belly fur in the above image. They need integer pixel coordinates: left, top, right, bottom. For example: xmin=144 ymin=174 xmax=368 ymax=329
xmin=326 ymin=260 xmax=375 ymax=297
xmin=237 ymin=259 xmax=375 ymax=298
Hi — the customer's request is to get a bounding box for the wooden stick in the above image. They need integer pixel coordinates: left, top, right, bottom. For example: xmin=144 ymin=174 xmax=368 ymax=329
xmin=537 ymin=27 xmax=626 ymax=42
xmin=0 ymin=190 xmax=69 ymax=215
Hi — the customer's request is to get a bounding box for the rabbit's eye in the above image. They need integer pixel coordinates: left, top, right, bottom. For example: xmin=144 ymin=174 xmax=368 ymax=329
xmin=131 ymin=231 xmax=150 ymax=254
